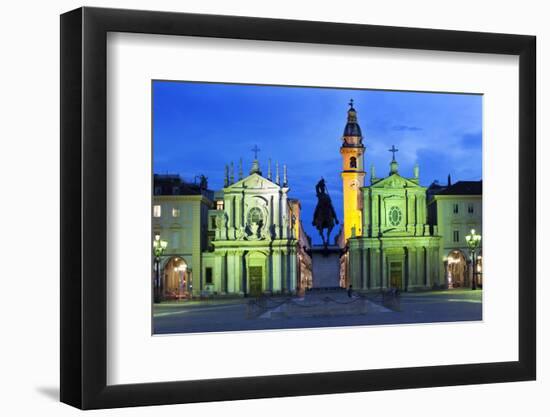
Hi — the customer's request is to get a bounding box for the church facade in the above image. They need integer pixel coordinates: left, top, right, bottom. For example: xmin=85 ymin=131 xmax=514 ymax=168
xmin=339 ymin=102 xmax=453 ymax=291
xmin=202 ymin=159 xmax=305 ymax=296
xmin=346 ymin=157 xmax=443 ymax=291
xmin=153 ymin=157 xmax=312 ymax=300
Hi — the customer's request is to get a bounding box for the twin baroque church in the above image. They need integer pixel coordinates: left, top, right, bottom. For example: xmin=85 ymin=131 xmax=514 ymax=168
xmin=153 ymin=156 xmax=312 ymax=299
xmin=153 ymin=102 xmax=481 ymax=300
xmin=339 ymin=103 xmax=442 ymax=291
xmin=201 ymin=159 xmax=306 ymax=296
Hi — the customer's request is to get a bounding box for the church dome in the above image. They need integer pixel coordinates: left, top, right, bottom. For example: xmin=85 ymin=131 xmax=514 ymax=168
xmin=344 ymin=121 xmax=362 ymax=137
xmin=342 ymin=100 xmax=363 ymax=139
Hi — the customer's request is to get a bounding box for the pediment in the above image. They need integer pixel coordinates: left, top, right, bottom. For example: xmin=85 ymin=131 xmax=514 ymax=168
xmin=225 ymin=173 xmax=280 ymax=191
xmin=371 ymin=174 xmax=421 ymax=189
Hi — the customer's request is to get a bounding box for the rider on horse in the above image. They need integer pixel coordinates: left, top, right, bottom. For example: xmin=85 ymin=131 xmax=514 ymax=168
xmin=312 ymin=178 xmax=339 ymax=247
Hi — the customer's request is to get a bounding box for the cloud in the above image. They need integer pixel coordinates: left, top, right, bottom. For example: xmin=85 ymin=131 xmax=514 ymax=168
xmin=392 ymin=124 xmax=423 ymax=132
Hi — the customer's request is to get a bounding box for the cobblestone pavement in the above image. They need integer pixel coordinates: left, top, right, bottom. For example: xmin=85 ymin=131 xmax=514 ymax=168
xmin=153 ymin=289 xmax=482 ymax=334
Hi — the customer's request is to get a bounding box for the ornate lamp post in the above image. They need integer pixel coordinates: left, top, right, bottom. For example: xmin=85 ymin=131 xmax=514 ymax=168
xmin=153 ymin=234 xmax=168 ymax=303
xmin=465 ymin=229 xmax=482 ymax=290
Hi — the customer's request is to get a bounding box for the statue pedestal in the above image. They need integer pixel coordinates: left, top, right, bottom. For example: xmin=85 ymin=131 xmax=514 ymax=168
xmin=311 ymin=245 xmax=342 ymax=289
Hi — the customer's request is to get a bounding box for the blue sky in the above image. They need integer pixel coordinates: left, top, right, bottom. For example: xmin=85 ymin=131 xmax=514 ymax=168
xmin=153 ymin=81 xmax=482 ymax=243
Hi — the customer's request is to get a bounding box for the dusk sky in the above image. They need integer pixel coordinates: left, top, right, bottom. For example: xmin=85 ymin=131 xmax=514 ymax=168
xmin=153 ymin=81 xmax=482 ymax=243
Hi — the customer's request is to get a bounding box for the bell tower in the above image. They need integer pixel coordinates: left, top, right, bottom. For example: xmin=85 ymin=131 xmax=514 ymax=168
xmin=340 ymin=99 xmax=366 ymax=242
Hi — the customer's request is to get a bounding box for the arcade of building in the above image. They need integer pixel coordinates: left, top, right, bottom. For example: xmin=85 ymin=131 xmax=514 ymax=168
xmin=152 ymin=103 xmax=482 ymax=300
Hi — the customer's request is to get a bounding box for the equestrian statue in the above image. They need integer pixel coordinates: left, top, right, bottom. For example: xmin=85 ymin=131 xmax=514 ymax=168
xmin=312 ymin=178 xmax=339 ymax=248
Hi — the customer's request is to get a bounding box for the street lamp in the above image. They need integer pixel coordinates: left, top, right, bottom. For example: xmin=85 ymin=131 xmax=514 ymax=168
xmin=153 ymin=233 xmax=168 ymax=303
xmin=465 ymin=229 xmax=482 ymax=290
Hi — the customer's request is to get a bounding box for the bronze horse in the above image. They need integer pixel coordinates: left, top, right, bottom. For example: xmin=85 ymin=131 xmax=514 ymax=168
xmin=312 ymin=178 xmax=339 ymax=247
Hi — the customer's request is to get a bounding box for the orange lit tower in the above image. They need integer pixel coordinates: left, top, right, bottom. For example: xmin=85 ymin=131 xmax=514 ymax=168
xmin=340 ymin=99 xmax=365 ymax=242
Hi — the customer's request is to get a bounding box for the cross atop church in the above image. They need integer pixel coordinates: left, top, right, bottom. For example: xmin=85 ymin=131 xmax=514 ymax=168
xmin=388 ymin=144 xmax=399 ymax=161
xmin=251 ymin=144 xmax=261 ymax=160
xmin=349 ymin=98 xmax=354 ymax=108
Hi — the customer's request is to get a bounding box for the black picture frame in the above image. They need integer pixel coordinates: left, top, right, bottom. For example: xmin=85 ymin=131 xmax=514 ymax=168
xmin=60 ymin=6 xmax=536 ymax=410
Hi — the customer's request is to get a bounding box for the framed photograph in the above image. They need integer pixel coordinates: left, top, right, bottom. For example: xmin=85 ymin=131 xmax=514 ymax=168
xmin=60 ymin=6 xmax=536 ymax=409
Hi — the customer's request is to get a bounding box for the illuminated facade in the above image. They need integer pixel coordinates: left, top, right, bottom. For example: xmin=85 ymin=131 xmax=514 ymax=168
xmin=428 ymin=180 xmax=483 ymax=287
xmin=347 ymin=156 xmax=442 ymax=291
xmin=339 ymin=103 xmax=482 ymax=291
xmin=153 ymin=103 xmax=481 ymax=298
xmin=152 ymin=175 xmax=213 ymax=299
xmin=336 ymin=103 xmax=454 ymax=291
xmin=340 ymin=100 xmax=366 ymax=242
xmin=153 ymin=159 xmax=312 ymax=300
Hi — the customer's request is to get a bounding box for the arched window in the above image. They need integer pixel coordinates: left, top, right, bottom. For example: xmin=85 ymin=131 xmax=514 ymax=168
xmin=350 ymin=156 xmax=357 ymax=168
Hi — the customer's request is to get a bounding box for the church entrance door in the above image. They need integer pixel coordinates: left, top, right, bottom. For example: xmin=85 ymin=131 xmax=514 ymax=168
xmin=389 ymin=261 xmax=403 ymax=290
xmin=248 ymin=266 xmax=263 ymax=296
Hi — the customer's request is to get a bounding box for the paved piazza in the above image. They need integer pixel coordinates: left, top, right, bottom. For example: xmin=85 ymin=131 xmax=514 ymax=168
xmin=153 ymin=289 xmax=482 ymax=334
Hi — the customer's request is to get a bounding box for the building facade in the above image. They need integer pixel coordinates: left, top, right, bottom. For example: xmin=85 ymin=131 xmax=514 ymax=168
xmin=153 ymin=159 xmax=312 ymax=300
xmin=347 ymin=156 xmax=442 ymax=291
xmin=153 ymin=103 xmax=482 ymax=298
xmin=152 ymin=174 xmax=213 ymax=298
xmin=338 ymin=104 xmax=480 ymax=291
xmin=428 ymin=181 xmax=483 ymax=288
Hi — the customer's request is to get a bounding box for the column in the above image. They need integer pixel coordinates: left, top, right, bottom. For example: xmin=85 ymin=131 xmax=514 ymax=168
xmin=371 ymin=249 xmax=379 ymax=290
xmin=274 ymin=193 xmax=280 ymax=239
xmin=268 ymin=251 xmax=274 ymax=291
xmin=415 ymin=247 xmax=423 ymax=288
xmin=289 ymin=248 xmax=297 ymax=293
xmin=222 ymin=253 xmax=228 ymax=293
xmin=215 ymin=254 xmax=224 ymax=294
xmin=281 ymin=190 xmax=289 ymax=239
xmin=363 ymin=192 xmax=371 ymax=237
xmin=235 ymin=194 xmax=241 ymax=229
xmin=380 ymin=249 xmax=386 ymax=289
xmin=415 ymin=194 xmax=423 ymax=235
xmin=406 ymin=191 xmax=412 ymax=232
xmin=241 ymin=192 xmax=245 ymax=227
xmin=269 ymin=195 xmax=274 ymax=235
xmin=361 ymin=247 xmax=368 ymax=290
xmin=363 ymin=247 xmax=370 ymax=289
xmin=420 ymin=196 xmax=426 ymax=227
xmin=381 ymin=198 xmax=387 ymax=228
xmin=425 ymin=247 xmax=431 ymax=288
xmin=226 ymin=252 xmax=235 ymax=293
xmin=372 ymin=194 xmax=379 ymax=236
xmin=433 ymin=247 xmax=442 ymax=286
xmin=225 ymin=196 xmax=232 ymax=228
xmin=236 ymin=253 xmax=243 ymax=294
xmin=407 ymin=247 xmax=414 ymax=291
xmin=281 ymin=250 xmax=288 ymax=292
xmin=356 ymin=247 xmax=363 ymax=289
xmin=272 ymin=251 xmax=281 ymax=293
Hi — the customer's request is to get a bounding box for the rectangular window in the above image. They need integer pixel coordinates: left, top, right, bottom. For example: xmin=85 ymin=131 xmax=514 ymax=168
xmin=172 ymin=207 xmax=180 ymax=217
xmin=453 ymin=203 xmax=459 ymax=214
xmin=453 ymin=230 xmax=459 ymax=242
xmin=211 ymin=216 xmax=217 ymax=229
xmin=205 ymin=267 xmax=213 ymax=284
xmin=468 ymin=203 xmax=474 ymax=214
xmin=153 ymin=205 xmax=161 ymax=217
xmin=216 ymin=200 xmax=224 ymax=210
